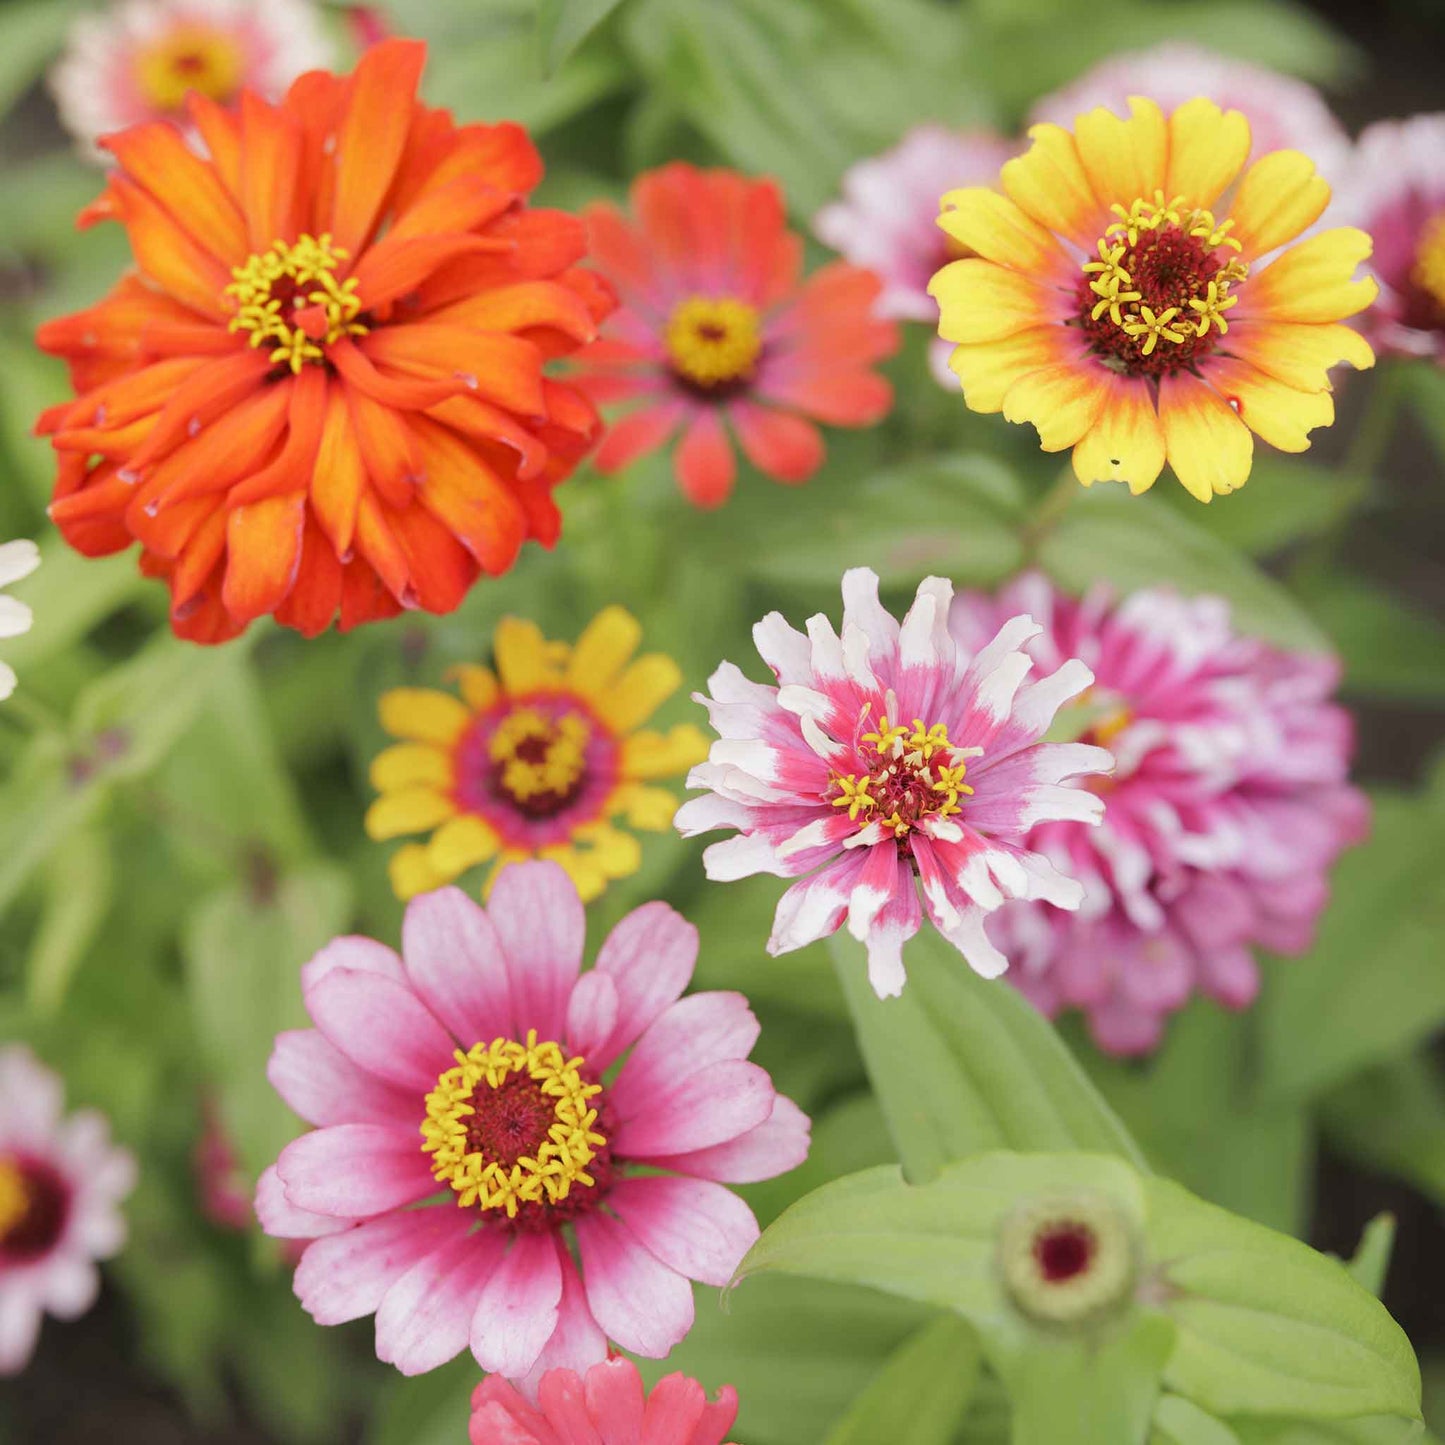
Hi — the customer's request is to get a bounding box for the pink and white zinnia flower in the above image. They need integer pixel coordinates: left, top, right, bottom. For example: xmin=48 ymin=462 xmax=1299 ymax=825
xmin=675 ymin=569 xmax=1113 ymax=997
xmin=0 ymin=1046 xmax=136 ymax=1375
xmin=471 ymin=1357 xmax=738 ymax=1445
xmin=49 ymin=0 xmax=333 ymax=159
xmin=256 ymin=862 xmax=808 ymax=1388
xmin=949 ymin=574 xmax=1368 ymax=1055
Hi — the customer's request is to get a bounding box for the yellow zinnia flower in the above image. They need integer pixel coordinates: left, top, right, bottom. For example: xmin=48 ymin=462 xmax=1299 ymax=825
xmin=366 ymin=606 xmax=709 ymax=901
xmin=929 ymin=96 xmax=1378 ymax=501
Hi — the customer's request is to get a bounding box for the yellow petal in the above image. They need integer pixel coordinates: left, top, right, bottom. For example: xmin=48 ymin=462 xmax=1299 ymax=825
xmin=1224 ymin=320 xmax=1374 ymax=392
xmin=946 ymin=328 xmax=1067 ymax=413
xmin=493 ymin=616 xmax=562 ymax=695
xmin=594 ymin=654 xmax=682 ymax=733
xmin=566 ymin=605 xmax=641 ymax=698
xmin=1247 ymin=229 xmax=1379 ymax=324
xmin=621 ymin=724 xmax=710 ymax=781
xmin=1001 ymin=360 xmax=1109 ymax=453
xmin=1074 ymin=96 xmax=1167 ymax=210
xmin=426 ymin=813 xmax=501 ymax=875
xmin=369 ymin=742 xmax=453 ymax=793
xmin=1159 ymin=371 xmax=1254 ymax=502
xmin=937 ymin=188 xmax=1069 ymax=276
xmin=611 ymin=782 xmax=682 ymax=830
xmin=1230 ymin=150 xmax=1330 ymax=258
xmin=389 ymin=843 xmax=451 ymax=901
xmin=447 ymin=663 xmax=499 ymax=713
xmin=1071 ymin=376 xmax=1166 ymax=495
xmin=1202 ymin=358 xmax=1335 ymax=453
xmin=378 ymin=687 xmax=471 ymax=746
xmin=1001 ymin=122 xmax=1102 ymax=249
xmin=1165 ymin=98 xmax=1250 ymax=209
xmin=537 ymin=843 xmax=608 ymax=902
xmin=573 ymin=822 xmax=644 ymax=881
xmin=365 ymin=787 xmax=456 ymax=840
xmin=930 ymin=259 xmax=1059 ymax=344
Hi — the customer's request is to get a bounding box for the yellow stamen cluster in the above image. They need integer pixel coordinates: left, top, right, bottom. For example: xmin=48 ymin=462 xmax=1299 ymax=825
xmin=1081 ymin=192 xmax=1249 ymax=354
xmin=421 ymin=1033 xmax=605 ymax=1218
xmin=831 ymin=716 xmax=977 ymax=838
xmin=135 ymin=25 xmax=244 ymax=111
xmin=0 ymin=1156 xmax=28 ymax=1239
xmin=1413 ymin=213 xmax=1445 ymax=310
xmin=664 ymin=296 xmax=763 ymax=388
xmin=225 ymin=234 xmax=367 ymax=373
xmin=489 ymin=708 xmax=590 ymax=805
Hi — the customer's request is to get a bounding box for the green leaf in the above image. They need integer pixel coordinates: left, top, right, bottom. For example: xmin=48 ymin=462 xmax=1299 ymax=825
xmin=822 ymin=1314 xmax=982 ymax=1445
xmin=25 ymin=821 xmax=112 ymax=1015
xmin=1153 ymin=1395 xmax=1242 ymax=1445
xmin=1347 ymin=1215 xmax=1397 ymax=1299
xmin=537 ymin=0 xmax=626 ymax=73
xmin=1296 ymin=576 xmax=1445 ymax=704
xmin=832 ymin=927 xmax=1144 ymax=1181
xmin=367 ymin=1356 xmax=478 ymax=1445
xmin=0 ymin=0 xmax=85 ymax=122
xmin=1039 ymin=487 xmax=1330 ymax=652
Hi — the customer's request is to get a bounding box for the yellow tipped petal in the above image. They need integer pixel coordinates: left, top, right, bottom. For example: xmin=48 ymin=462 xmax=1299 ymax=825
xmin=1071 ymin=377 xmax=1166 ymax=495
xmin=538 ymin=844 xmax=608 ymax=902
xmin=612 ymin=783 xmax=682 ymax=831
xmin=574 ymin=822 xmax=644 ymax=881
xmin=1231 ymin=150 xmax=1331 ymax=258
xmin=1203 ymin=359 xmax=1335 ymax=453
xmin=1225 ymin=320 xmax=1374 ymax=393
xmin=426 ymin=814 xmax=502 ymax=875
xmin=1001 ymin=362 xmax=1109 ymax=453
xmin=389 ymin=843 xmax=452 ymax=900
xmin=946 ymin=328 xmax=1065 ymax=413
xmin=594 ymin=654 xmax=683 ymax=733
xmin=1248 ymin=228 xmax=1379 ymax=324
xmin=1165 ymin=98 xmax=1251 ymax=209
xmin=937 ymin=188 xmax=1068 ymax=275
xmin=566 ymin=605 xmax=642 ymax=698
xmin=493 ymin=616 xmax=563 ymax=695
xmin=931 ymin=259 xmax=1059 ymax=344
xmin=447 ymin=663 xmax=499 ymax=713
xmin=621 ymin=724 xmax=710 ymax=781
xmin=365 ymin=787 xmax=457 ymax=840
xmin=1074 ymin=96 xmax=1168 ymax=211
xmin=378 ymin=687 xmax=471 ymax=747
xmin=370 ymin=742 xmax=453 ymax=793
xmin=1002 ymin=122 xmax=1102 ymax=249
xmin=1159 ymin=371 xmax=1254 ymax=502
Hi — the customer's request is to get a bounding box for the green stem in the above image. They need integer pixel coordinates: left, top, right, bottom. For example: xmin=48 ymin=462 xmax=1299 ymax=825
xmin=0 ymin=688 xmax=66 ymax=736
xmin=1020 ymin=466 xmax=1080 ymax=565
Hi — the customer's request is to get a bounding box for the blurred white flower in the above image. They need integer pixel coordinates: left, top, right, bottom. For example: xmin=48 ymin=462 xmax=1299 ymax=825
xmin=0 ymin=540 xmax=39 ymax=703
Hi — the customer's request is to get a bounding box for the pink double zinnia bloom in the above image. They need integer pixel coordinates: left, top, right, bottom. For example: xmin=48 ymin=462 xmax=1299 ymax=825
xmin=257 ymin=862 xmax=808 ymax=1388
xmin=949 ymin=574 xmax=1369 ymax=1054
xmin=471 ymin=1357 xmax=738 ymax=1445
xmin=676 ymin=568 xmax=1113 ymax=997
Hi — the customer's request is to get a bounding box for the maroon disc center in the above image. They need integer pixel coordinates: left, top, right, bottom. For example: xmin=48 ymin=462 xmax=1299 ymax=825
xmin=1033 ymin=1221 xmax=1096 ymax=1283
xmin=1 ymin=1158 xmax=71 ymax=1265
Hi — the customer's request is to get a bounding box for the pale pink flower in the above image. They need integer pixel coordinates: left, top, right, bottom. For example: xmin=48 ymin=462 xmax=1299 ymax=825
xmin=470 ymin=1357 xmax=738 ymax=1445
xmin=1336 ymin=114 xmax=1445 ymax=361
xmin=193 ymin=1102 xmax=254 ymax=1234
xmin=815 ymin=125 xmax=1015 ymax=384
xmin=675 ymin=568 xmax=1112 ymax=998
xmin=949 ymin=574 xmax=1369 ymax=1055
xmin=0 ymin=1046 xmax=136 ymax=1375
xmin=1030 ymin=43 xmax=1352 ymax=182
xmin=49 ymin=0 xmax=332 ymax=160
xmin=256 ymin=862 xmax=808 ymax=1387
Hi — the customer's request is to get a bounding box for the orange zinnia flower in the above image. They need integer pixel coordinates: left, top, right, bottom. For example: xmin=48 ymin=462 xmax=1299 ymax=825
xmin=35 ymin=38 xmax=611 ymax=642
xmin=930 ymin=98 xmax=1377 ymax=501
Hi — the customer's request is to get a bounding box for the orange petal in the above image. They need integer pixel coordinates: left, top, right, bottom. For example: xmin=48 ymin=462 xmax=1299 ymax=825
xmin=239 ymin=89 xmax=303 ymax=253
xmin=1071 ymin=374 xmax=1166 ymax=494
xmin=112 ymin=177 xmax=233 ymax=319
xmin=1223 ymin=319 xmax=1374 ymax=393
xmin=424 ymin=394 xmax=554 ymax=481
xmin=426 ymin=280 xmax=600 ymax=345
xmin=1158 ymin=370 xmax=1253 ymax=502
xmin=1199 ymin=357 xmax=1335 ymax=453
xmin=729 ymin=401 xmax=825 ymax=484
xmin=222 ymin=491 xmax=306 ymax=623
xmin=354 ymin=491 xmax=412 ymax=603
xmin=346 ymin=385 xmax=422 ymax=511
xmin=226 ymin=364 xmax=328 ymax=507
xmin=135 ymin=386 xmax=290 ymax=510
xmin=128 ymin=350 xmax=273 ymax=469
xmin=274 ymin=515 xmax=344 ymax=638
xmin=328 ymin=336 xmax=463 ymax=410
xmin=674 ymin=410 xmax=735 ymax=509
xmin=385 ymin=500 xmax=476 ymax=614
xmin=170 ymin=506 xmax=229 ymax=607
xmin=1075 ymin=97 xmax=1167 ymax=210
xmin=311 ymin=384 xmax=367 ymax=556
xmin=1001 ymin=358 xmax=1109 ymax=452
xmin=386 ymin=172 xmax=513 ymax=245
xmin=410 ymin=415 xmax=528 ymax=574
xmin=359 ymin=326 xmax=546 ymax=416
xmin=1230 ymin=151 xmax=1330 ymax=259
xmin=350 ymin=233 xmax=511 ymax=310
xmin=185 ymin=93 xmax=243 ymax=199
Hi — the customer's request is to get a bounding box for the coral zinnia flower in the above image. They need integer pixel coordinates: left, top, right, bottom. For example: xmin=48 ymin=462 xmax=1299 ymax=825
xmin=949 ymin=573 xmax=1368 ymax=1055
xmin=573 ymin=163 xmax=898 ymax=508
xmin=471 ymin=1358 xmax=738 ymax=1444
xmin=0 ymin=540 xmax=40 ymax=703
xmin=49 ymin=0 xmax=333 ymax=161
xmin=0 ymin=1046 xmax=136 ymax=1375
xmin=256 ymin=863 xmax=809 ymax=1384
xmin=36 ymin=38 xmax=610 ymax=643
xmin=674 ymin=568 xmax=1112 ymax=998
xmin=367 ymin=606 xmax=709 ymax=902
xmin=930 ymin=97 xmax=1377 ymax=501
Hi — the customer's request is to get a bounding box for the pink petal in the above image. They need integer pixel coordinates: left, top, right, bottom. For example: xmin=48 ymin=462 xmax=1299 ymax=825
xmin=516 ymin=1248 xmax=608 ymax=1403
xmin=592 ymin=399 xmax=686 ymax=474
xmin=469 ymin=1232 xmax=563 ymax=1379
xmin=305 ymin=968 xmax=454 ymax=1092
xmin=293 ymin=1206 xmax=470 ymax=1325
xmin=275 ymin=1123 xmax=437 ymax=1217
xmin=0 ymin=1289 xmax=41 ymax=1376
xmin=575 ymin=1212 xmax=694 ymax=1358
xmin=468 ymin=1376 xmax=553 ymax=1445
xmin=376 ymin=1228 xmax=508 ymax=1376
xmin=564 ymin=970 xmax=618 ymax=1062
xmin=609 ymin=993 xmax=759 ymax=1121
xmin=606 ymin=1175 xmax=759 ymax=1286
xmin=729 ymin=400 xmax=824 ymax=483
xmin=674 ymin=409 xmax=735 ymax=508
xmin=268 ymin=1029 xmax=419 ymax=1129
xmin=488 ymin=861 xmax=585 ymax=1043
xmin=301 ymin=934 xmax=406 ymax=992
xmin=639 ymin=1374 xmax=710 ymax=1445
xmin=578 ymin=1356 xmax=645 ymax=1438
xmin=255 ymin=1164 xmax=350 ymax=1240
xmin=649 ymin=1094 xmax=811 ymax=1184
xmin=612 ymin=1059 xmax=774 ymax=1159
xmin=401 ymin=886 xmax=516 ymax=1044
xmin=589 ymin=902 xmax=698 ymax=1070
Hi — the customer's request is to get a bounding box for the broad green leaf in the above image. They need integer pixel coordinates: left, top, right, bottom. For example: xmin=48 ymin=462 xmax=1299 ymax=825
xmin=368 ymin=1355 xmax=478 ymax=1445
xmin=537 ymin=0 xmax=626 ymax=73
xmin=1347 ymin=1216 xmax=1397 ymax=1299
xmin=1039 ymin=487 xmax=1330 ymax=652
xmin=833 ymin=928 xmax=1144 ymax=1180
xmin=1234 ymin=1419 xmax=1428 ymax=1444
xmin=1297 ymin=576 xmax=1445 ymax=704
xmin=1153 ymin=1395 xmax=1242 ymax=1445
xmin=25 ymin=821 xmax=111 ymax=1015
xmin=822 ymin=1314 xmax=981 ymax=1445
xmin=0 ymin=0 xmax=85 ymax=121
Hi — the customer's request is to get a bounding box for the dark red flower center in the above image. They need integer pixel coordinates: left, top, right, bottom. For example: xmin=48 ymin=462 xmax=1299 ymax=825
xmin=0 ymin=1154 xmax=70 ymax=1264
xmin=472 ymin=705 xmax=592 ymax=818
xmin=1033 ymin=1221 xmax=1096 ymax=1283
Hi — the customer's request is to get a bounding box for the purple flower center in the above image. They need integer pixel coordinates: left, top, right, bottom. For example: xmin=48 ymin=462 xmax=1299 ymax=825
xmin=0 ymin=1153 xmax=70 ymax=1264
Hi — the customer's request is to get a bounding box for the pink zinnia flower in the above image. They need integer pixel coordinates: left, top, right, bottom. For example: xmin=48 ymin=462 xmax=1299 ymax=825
xmin=674 ymin=568 xmax=1113 ymax=998
xmin=814 ymin=125 xmax=1016 ymax=384
xmin=194 ymin=1102 xmax=254 ymax=1234
xmin=256 ymin=862 xmax=808 ymax=1387
xmin=470 ymin=1357 xmax=738 ymax=1445
xmin=0 ymin=1046 xmax=136 ymax=1375
xmin=49 ymin=0 xmax=332 ymax=160
xmin=1030 ymin=43 xmax=1352 ymax=182
xmin=949 ymin=573 xmax=1369 ymax=1055
xmin=1337 ymin=114 xmax=1445 ymax=361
